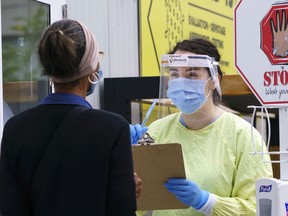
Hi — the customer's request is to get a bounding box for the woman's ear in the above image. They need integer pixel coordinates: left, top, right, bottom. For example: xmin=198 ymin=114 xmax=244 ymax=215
xmin=211 ymin=73 xmax=221 ymax=89
xmin=209 ymin=77 xmax=216 ymax=91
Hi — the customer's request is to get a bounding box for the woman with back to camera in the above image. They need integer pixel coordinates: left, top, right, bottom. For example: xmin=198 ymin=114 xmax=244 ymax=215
xmin=131 ymin=38 xmax=273 ymax=215
xmin=0 ymin=19 xmax=137 ymax=216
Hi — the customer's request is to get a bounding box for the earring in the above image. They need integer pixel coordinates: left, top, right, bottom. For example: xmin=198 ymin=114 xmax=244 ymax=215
xmin=88 ymin=72 xmax=100 ymax=84
xmin=49 ymin=79 xmax=54 ymax=87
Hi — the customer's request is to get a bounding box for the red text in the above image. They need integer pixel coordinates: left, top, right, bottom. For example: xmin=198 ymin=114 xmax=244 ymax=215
xmin=263 ymin=70 xmax=288 ymax=86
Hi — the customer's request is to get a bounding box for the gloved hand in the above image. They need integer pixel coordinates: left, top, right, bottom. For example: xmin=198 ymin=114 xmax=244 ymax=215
xmin=164 ymin=178 xmax=209 ymax=210
xmin=129 ymin=124 xmax=148 ymax=144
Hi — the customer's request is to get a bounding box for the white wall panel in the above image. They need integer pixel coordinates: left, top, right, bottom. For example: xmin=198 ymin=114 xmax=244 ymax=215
xmin=67 ymin=0 xmax=139 ymax=108
xmin=108 ymin=0 xmax=139 ymax=77
xmin=67 ymin=0 xmax=139 ymax=77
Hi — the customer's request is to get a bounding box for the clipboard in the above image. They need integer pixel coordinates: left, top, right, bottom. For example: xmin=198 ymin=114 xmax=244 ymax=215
xmin=132 ymin=143 xmax=188 ymax=210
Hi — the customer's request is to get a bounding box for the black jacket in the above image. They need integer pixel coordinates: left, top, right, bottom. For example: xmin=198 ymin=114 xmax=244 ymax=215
xmin=0 ymin=104 xmax=136 ymax=216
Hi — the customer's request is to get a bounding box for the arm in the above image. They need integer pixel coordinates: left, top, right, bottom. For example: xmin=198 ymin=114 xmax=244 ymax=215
xmin=106 ymin=121 xmax=137 ymax=216
xmin=211 ymin=127 xmax=273 ymax=215
xmin=0 ymin=128 xmax=32 ymax=216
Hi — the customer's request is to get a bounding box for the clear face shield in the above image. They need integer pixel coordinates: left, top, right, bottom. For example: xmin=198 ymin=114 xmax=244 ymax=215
xmin=158 ymin=54 xmax=221 ymax=118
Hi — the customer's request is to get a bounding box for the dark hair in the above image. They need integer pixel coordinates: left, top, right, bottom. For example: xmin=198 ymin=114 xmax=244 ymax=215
xmin=169 ymin=38 xmax=223 ymax=104
xmin=38 ymin=19 xmax=86 ymax=81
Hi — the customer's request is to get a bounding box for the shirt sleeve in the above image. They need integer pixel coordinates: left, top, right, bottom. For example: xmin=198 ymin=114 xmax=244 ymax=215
xmin=105 ymin=121 xmax=137 ymax=215
xmin=211 ymin=125 xmax=273 ymax=215
xmin=0 ymin=127 xmax=32 ymax=216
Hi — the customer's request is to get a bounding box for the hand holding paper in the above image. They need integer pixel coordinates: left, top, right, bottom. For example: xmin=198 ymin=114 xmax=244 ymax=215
xmin=164 ymin=178 xmax=209 ymax=210
xmin=129 ymin=124 xmax=148 ymax=144
xmin=134 ymin=172 xmax=142 ymax=198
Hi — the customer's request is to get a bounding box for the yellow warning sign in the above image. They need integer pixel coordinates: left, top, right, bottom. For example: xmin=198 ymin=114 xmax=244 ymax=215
xmin=140 ymin=0 xmax=238 ymax=76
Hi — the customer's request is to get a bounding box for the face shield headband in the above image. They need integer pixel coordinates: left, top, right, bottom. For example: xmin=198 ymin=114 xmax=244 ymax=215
xmin=161 ymin=54 xmax=221 ymax=96
xmin=158 ymin=54 xmax=221 ymax=118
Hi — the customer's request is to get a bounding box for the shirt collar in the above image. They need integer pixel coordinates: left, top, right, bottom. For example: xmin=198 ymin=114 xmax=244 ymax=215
xmin=179 ymin=113 xmax=221 ymax=129
xmin=39 ymin=93 xmax=92 ymax=108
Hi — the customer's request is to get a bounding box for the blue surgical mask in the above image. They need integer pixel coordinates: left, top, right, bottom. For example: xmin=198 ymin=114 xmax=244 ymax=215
xmin=86 ymin=83 xmax=96 ymax=96
xmin=86 ymin=68 xmax=103 ymax=96
xmin=167 ymin=77 xmax=211 ymax=114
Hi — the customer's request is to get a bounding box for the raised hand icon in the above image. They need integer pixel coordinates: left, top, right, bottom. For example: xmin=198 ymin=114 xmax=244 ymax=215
xmin=271 ymin=10 xmax=288 ymax=57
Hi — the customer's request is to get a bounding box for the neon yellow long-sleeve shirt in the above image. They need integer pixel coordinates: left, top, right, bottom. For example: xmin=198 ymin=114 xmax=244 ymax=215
xmin=140 ymin=111 xmax=272 ymax=216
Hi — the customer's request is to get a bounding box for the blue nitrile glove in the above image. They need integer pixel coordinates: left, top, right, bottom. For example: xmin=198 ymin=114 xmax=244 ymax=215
xmin=164 ymin=179 xmax=209 ymax=210
xmin=129 ymin=124 xmax=148 ymax=144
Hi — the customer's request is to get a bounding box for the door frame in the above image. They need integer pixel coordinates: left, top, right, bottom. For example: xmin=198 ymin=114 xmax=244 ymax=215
xmin=0 ymin=0 xmax=66 ymax=141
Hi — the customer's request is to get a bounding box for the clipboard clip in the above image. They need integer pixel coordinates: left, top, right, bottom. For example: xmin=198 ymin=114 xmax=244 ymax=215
xmin=137 ymin=133 xmax=155 ymax=145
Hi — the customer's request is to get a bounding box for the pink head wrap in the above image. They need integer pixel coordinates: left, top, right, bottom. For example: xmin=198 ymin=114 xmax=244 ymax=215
xmin=51 ymin=21 xmax=100 ymax=83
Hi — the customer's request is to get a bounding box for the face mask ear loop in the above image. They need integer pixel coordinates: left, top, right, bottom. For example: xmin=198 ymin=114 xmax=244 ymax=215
xmin=205 ymin=89 xmax=212 ymax=100
xmin=205 ymin=76 xmax=213 ymax=84
xmin=204 ymin=77 xmax=213 ymax=99
xmin=88 ymin=72 xmax=100 ymax=84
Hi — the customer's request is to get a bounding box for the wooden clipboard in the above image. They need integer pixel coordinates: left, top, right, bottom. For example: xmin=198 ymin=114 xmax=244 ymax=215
xmin=132 ymin=143 xmax=188 ymax=210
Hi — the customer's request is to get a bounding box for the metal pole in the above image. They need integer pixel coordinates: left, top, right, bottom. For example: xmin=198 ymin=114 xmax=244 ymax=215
xmin=279 ymin=107 xmax=288 ymax=181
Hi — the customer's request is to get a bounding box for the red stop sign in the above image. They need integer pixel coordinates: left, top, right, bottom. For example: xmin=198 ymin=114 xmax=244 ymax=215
xmin=235 ymin=0 xmax=288 ymax=105
xmin=261 ymin=4 xmax=288 ymax=64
